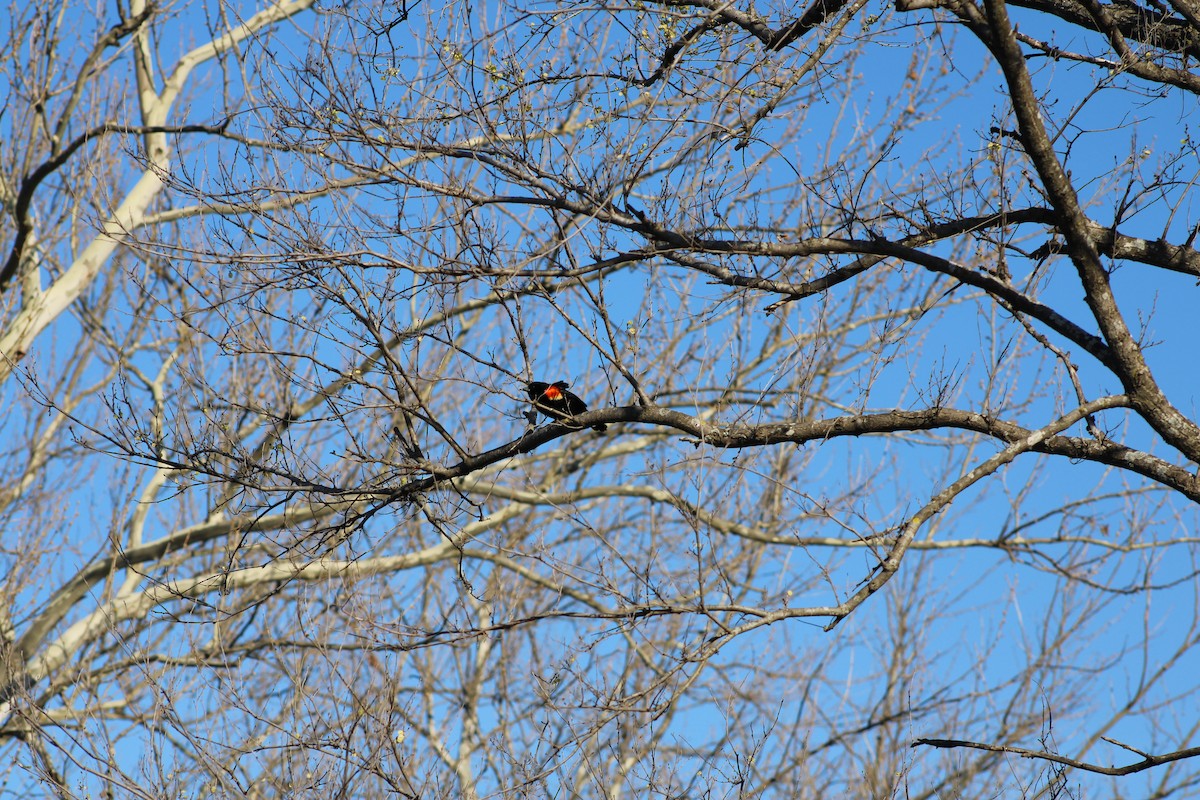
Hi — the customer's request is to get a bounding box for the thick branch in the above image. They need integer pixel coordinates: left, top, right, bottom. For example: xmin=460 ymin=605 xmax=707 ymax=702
xmin=1014 ymin=0 xmax=1200 ymax=60
xmin=658 ymin=237 xmax=1115 ymax=371
xmin=983 ymin=0 xmax=1200 ymax=463
xmin=656 ymin=0 xmax=858 ymax=51
xmin=913 ymin=737 xmax=1200 ymax=776
xmin=0 ymin=123 xmax=226 ymax=294
xmin=769 ymin=0 xmax=853 ymax=48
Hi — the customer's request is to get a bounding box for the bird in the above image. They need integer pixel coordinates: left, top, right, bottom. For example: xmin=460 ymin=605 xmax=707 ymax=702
xmin=526 ymin=380 xmax=607 ymax=432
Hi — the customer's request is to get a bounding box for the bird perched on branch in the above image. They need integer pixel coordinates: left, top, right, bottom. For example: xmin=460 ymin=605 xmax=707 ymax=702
xmin=526 ymin=380 xmax=606 ymax=433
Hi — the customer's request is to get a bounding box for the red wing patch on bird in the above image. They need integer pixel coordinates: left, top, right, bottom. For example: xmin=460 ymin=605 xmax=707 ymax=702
xmin=542 ymin=386 xmax=564 ymax=400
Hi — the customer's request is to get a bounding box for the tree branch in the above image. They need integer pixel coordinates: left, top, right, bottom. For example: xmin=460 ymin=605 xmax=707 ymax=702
xmin=983 ymin=0 xmax=1200 ymax=463
xmin=913 ymin=737 xmax=1200 ymax=775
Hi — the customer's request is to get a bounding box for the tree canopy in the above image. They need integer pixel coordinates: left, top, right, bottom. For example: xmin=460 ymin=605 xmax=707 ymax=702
xmin=1 ymin=0 xmax=1199 ymax=796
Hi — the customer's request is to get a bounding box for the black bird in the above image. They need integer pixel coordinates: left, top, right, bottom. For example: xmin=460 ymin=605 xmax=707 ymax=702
xmin=526 ymin=380 xmax=607 ymax=432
